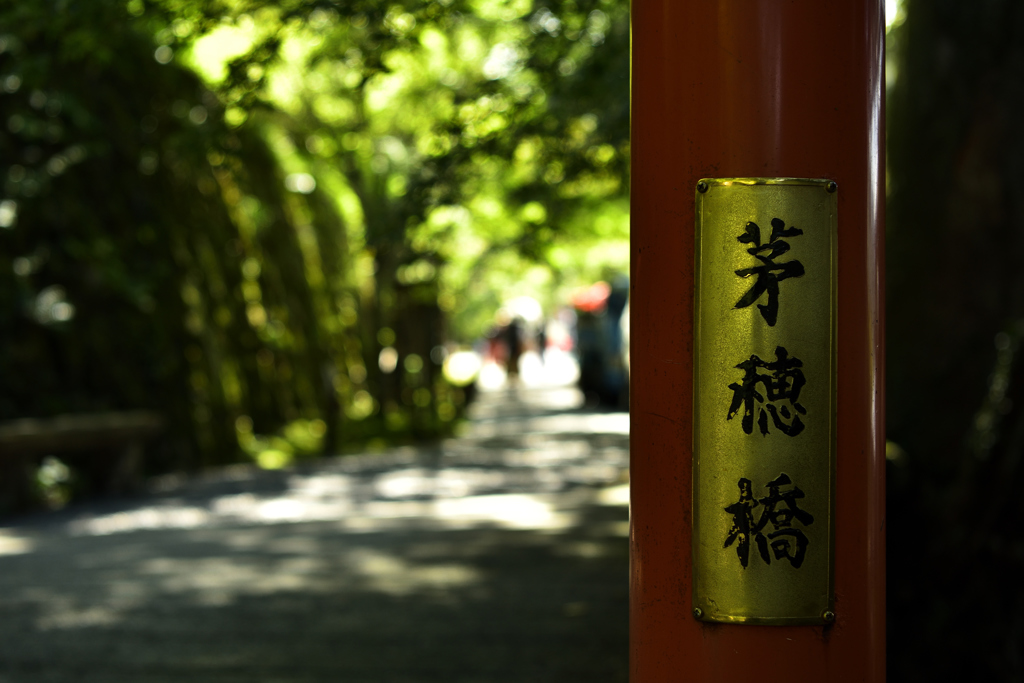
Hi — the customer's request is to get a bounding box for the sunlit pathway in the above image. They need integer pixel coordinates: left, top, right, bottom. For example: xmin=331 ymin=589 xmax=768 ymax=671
xmin=0 ymin=360 xmax=629 ymax=683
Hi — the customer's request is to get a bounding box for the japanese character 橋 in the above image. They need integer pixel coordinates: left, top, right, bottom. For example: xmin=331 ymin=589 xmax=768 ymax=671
xmin=727 ymin=345 xmax=807 ymax=436
xmin=724 ymin=473 xmax=815 ymax=569
xmin=734 ymin=217 xmax=805 ymax=326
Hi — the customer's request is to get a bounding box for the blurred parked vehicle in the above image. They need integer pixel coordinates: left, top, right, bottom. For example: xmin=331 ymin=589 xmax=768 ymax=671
xmin=571 ymin=278 xmax=629 ymax=408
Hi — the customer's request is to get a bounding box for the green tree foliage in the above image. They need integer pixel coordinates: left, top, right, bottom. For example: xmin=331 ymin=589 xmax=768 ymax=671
xmin=0 ymin=0 xmax=629 ymax=490
xmin=886 ymin=0 xmax=1024 ymax=678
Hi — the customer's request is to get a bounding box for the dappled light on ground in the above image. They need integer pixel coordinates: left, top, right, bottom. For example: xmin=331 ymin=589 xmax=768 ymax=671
xmin=0 ymin=381 xmax=629 ymax=681
xmin=478 ymin=349 xmax=582 ymax=391
xmin=0 ymin=531 xmax=33 ymax=557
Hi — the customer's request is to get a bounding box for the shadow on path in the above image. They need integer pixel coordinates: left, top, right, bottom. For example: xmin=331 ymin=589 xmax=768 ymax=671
xmin=0 ymin=382 xmax=629 ymax=682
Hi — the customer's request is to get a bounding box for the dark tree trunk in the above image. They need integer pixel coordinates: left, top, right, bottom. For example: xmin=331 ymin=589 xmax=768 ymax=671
xmin=886 ymin=1 xmax=1024 ymax=679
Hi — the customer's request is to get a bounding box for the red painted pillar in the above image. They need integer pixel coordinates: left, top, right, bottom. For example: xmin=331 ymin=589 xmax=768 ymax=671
xmin=629 ymin=1 xmax=885 ymax=681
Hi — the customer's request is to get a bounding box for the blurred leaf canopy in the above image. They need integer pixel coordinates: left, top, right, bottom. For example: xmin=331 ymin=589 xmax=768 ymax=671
xmin=0 ymin=0 xmax=629 ymax=474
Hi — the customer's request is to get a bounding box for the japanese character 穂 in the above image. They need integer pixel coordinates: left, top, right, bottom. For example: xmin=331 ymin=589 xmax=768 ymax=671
xmin=727 ymin=345 xmax=807 ymax=436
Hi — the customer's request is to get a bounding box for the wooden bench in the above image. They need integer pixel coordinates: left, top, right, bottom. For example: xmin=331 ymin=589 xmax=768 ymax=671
xmin=0 ymin=411 xmax=164 ymax=512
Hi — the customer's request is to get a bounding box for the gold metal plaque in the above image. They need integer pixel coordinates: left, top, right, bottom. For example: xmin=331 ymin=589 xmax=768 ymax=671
xmin=693 ymin=178 xmax=836 ymax=625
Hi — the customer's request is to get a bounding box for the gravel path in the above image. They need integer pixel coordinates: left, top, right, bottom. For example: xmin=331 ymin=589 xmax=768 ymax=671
xmin=0 ymin=381 xmax=629 ymax=682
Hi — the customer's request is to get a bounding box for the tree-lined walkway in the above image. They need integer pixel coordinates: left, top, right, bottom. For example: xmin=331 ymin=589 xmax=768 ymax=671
xmin=0 ymin=376 xmax=629 ymax=682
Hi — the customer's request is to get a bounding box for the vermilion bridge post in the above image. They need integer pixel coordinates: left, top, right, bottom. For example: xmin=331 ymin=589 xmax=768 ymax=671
xmin=629 ymin=1 xmax=885 ymax=680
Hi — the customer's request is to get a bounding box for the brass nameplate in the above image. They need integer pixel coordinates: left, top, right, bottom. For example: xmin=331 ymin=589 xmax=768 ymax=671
xmin=693 ymin=178 xmax=836 ymax=625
